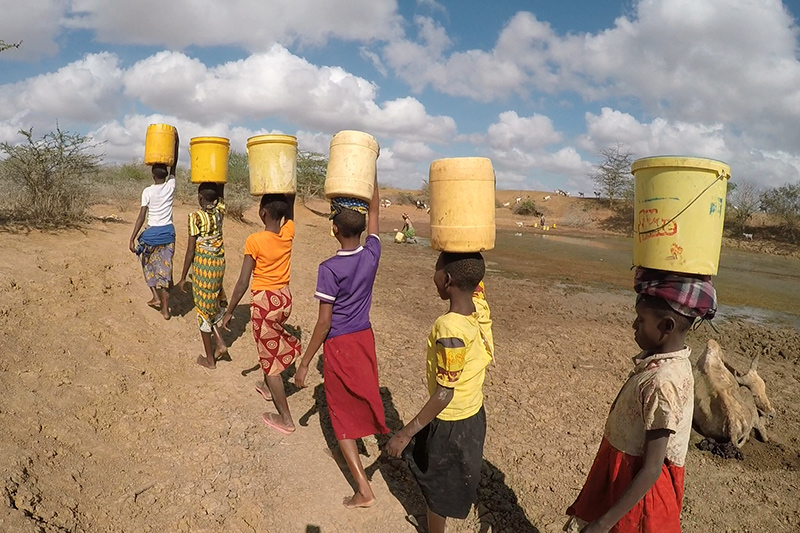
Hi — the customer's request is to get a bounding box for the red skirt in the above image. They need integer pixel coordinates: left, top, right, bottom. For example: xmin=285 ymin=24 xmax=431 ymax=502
xmin=251 ymin=287 xmax=301 ymax=376
xmin=567 ymin=437 xmax=685 ymax=533
xmin=323 ymin=328 xmax=389 ymax=440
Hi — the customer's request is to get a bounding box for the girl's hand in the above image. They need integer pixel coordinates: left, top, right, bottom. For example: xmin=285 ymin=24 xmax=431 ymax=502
xmin=581 ymin=521 xmax=611 ymax=533
xmin=385 ymin=432 xmax=411 ymax=458
xmin=129 ymin=240 xmax=137 ymax=254
xmin=178 ymin=278 xmax=187 ymax=293
xmin=221 ymin=313 xmax=233 ymax=331
xmin=294 ymin=362 xmax=310 ymax=388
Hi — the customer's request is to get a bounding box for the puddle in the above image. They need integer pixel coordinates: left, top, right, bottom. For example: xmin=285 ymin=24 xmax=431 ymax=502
xmin=486 ymin=229 xmax=800 ymax=324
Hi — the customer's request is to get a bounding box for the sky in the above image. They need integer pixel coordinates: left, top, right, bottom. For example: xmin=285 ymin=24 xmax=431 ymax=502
xmin=2 ymin=0 xmax=800 ymax=193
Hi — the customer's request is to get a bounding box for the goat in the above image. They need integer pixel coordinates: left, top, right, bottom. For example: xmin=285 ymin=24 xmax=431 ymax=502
xmin=743 ymin=233 xmax=753 ymax=241
xmin=543 ymin=195 xmax=551 ymax=201
xmin=578 ymin=192 xmax=585 ymax=198
xmin=693 ymin=339 xmax=775 ymax=448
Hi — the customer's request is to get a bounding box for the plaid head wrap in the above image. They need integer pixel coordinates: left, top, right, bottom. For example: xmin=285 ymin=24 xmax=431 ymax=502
xmin=329 ymin=197 xmax=370 ymax=219
xmin=634 ymin=267 xmax=717 ymax=320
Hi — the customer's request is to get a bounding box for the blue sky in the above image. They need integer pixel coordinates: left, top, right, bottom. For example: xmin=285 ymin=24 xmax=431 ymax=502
xmin=2 ymin=0 xmax=800 ymax=193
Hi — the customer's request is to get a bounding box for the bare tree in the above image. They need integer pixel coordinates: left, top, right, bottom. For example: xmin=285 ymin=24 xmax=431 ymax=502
xmin=727 ymin=180 xmax=760 ymax=232
xmin=589 ymin=143 xmax=634 ymax=208
xmin=0 ymin=40 xmax=22 ymax=52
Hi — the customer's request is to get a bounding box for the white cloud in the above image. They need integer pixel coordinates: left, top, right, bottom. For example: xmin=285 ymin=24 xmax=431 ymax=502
xmin=0 ymin=0 xmax=66 ymax=60
xmin=485 ymin=111 xmax=562 ymax=150
xmin=578 ymin=107 xmax=798 ymax=188
xmin=0 ymin=47 xmax=456 ymax=150
xmin=119 ymin=46 xmax=455 ymax=143
xmin=0 ymin=52 xmax=123 ymax=126
xmin=64 ymin=0 xmax=402 ymax=51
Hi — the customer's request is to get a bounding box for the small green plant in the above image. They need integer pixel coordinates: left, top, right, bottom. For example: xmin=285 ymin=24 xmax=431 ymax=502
xmin=512 ymin=199 xmax=541 ymax=217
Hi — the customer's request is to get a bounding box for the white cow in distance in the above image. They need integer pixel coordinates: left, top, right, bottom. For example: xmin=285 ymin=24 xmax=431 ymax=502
xmin=693 ymin=339 xmax=775 ymax=448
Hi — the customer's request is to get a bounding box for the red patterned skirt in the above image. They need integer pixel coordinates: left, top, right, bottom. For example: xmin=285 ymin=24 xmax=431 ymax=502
xmin=251 ymin=287 xmax=301 ymax=376
xmin=566 ymin=437 xmax=685 ymax=532
xmin=323 ymin=328 xmax=389 ymax=441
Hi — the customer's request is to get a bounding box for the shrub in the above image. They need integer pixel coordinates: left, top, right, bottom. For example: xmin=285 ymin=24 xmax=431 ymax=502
xmin=0 ymin=127 xmax=102 ymax=226
xmin=395 ymin=192 xmax=418 ymax=205
xmin=761 ymin=183 xmax=800 ymax=241
xmin=512 ymin=199 xmax=541 ymax=216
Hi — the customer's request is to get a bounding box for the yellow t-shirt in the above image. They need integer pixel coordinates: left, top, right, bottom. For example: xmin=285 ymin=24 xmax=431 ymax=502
xmin=426 ymin=283 xmax=494 ymax=421
xmin=244 ymin=220 xmax=294 ymax=291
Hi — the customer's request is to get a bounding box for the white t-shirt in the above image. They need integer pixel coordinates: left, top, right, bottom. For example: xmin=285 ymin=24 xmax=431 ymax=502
xmin=141 ymin=176 xmax=176 ymax=227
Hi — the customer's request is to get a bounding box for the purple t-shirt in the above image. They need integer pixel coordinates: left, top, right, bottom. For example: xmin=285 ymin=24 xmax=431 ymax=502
xmin=314 ymin=234 xmax=381 ymax=338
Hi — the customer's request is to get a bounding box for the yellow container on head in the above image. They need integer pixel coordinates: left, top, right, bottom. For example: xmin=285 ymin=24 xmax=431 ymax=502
xmin=325 ymin=130 xmax=379 ymax=202
xmin=189 ymin=137 xmax=230 ymax=184
xmin=247 ymin=134 xmax=298 ymax=195
xmin=632 ymin=156 xmax=731 ymax=275
xmin=429 ymin=157 xmax=496 ymax=252
xmin=144 ymin=124 xmax=176 ymax=166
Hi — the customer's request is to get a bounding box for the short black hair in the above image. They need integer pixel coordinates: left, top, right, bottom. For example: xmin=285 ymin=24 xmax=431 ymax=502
xmin=333 ymin=209 xmax=366 ymax=238
xmin=151 ymin=164 xmax=168 ymax=180
xmin=637 ymin=294 xmax=694 ymax=332
xmin=198 ymin=182 xmax=219 ymax=203
xmin=439 ymin=252 xmax=485 ymax=292
xmin=260 ymin=193 xmax=289 ymax=221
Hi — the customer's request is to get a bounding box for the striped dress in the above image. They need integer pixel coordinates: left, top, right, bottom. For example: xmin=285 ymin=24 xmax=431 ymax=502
xmin=188 ymin=201 xmax=226 ymax=332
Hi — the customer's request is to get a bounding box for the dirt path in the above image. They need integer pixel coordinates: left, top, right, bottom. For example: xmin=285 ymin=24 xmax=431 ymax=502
xmin=1 ymin=201 xmax=799 ymax=532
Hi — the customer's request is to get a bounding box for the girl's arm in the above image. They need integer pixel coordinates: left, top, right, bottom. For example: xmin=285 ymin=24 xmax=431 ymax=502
xmin=129 ymin=206 xmax=148 ymax=253
xmin=285 ymin=193 xmax=296 ymax=221
xmin=221 ymin=256 xmax=255 ymax=328
xmin=294 ymin=301 xmax=333 ymax=388
xmin=367 ymin=170 xmax=380 ymax=236
xmin=170 ymin=131 xmax=179 ymax=176
xmin=385 ymin=384 xmax=455 ymax=457
xmin=178 ymin=235 xmax=197 ymax=291
xmin=582 ymin=429 xmax=671 ymax=533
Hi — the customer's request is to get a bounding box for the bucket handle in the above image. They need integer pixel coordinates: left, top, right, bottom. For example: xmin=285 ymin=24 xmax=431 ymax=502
xmin=636 ymin=170 xmax=728 ymax=237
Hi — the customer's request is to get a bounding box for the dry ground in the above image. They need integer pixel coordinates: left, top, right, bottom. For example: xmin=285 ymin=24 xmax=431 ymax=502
xmin=1 ymin=199 xmax=798 ymax=532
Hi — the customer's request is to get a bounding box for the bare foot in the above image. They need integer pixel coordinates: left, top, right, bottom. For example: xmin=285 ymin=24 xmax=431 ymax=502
xmin=214 ymin=344 xmax=229 ymax=360
xmin=196 ymin=355 xmax=216 ymax=370
xmin=261 ymin=412 xmax=295 ymax=435
xmin=255 ymin=383 xmax=272 ymax=402
xmin=161 ymin=308 xmax=170 ymax=320
xmin=146 ymin=299 xmax=161 ymax=309
xmin=343 ymin=492 xmax=375 ymax=509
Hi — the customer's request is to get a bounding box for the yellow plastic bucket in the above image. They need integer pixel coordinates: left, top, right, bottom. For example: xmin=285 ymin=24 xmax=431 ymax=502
xmin=144 ymin=124 xmax=176 ymax=166
xmin=632 ymin=156 xmax=731 ymax=275
xmin=189 ymin=137 xmax=230 ymax=184
xmin=247 ymin=134 xmax=298 ymax=195
xmin=429 ymin=157 xmax=496 ymax=252
xmin=325 ymin=130 xmax=379 ymax=202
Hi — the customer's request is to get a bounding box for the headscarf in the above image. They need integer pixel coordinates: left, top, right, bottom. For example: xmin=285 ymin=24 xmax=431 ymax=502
xmin=634 ymin=266 xmax=717 ymax=320
xmin=329 ymin=197 xmax=369 ymax=219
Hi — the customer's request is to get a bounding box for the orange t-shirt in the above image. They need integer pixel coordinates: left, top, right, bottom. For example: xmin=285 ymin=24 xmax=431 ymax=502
xmin=244 ymin=220 xmax=295 ymax=291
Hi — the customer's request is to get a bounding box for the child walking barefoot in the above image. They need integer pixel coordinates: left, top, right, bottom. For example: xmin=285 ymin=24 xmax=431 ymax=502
xmin=564 ymin=267 xmax=717 ymax=533
xmin=129 ymin=132 xmax=179 ymax=320
xmin=294 ymin=174 xmax=389 ymax=509
xmin=178 ymin=182 xmax=228 ymax=369
xmin=222 ymin=194 xmax=300 ymax=433
xmin=386 ymin=255 xmax=493 ymax=533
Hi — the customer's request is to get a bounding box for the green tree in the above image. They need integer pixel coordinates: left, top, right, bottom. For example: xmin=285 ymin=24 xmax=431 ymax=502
xmin=760 ymin=182 xmax=800 ymax=241
xmin=1 ymin=127 xmax=102 ymax=226
xmin=590 ymin=143 xmax=634 ymax=208
xmin=223 ymin=150 xmax=254 ymax=222
xmin=296 ymin=150 xmax=328 ymax=200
